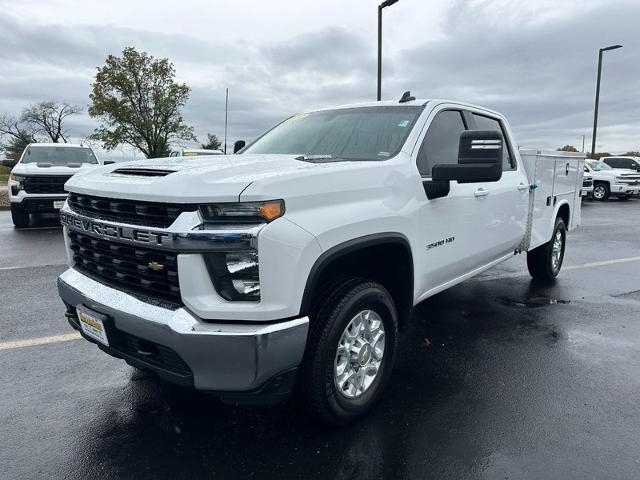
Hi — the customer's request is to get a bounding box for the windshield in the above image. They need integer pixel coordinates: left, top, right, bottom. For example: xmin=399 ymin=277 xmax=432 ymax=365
xmin=21 ymin=146 xmax=98 ymax=165
xmin=243 ymin=106 xmax=424 ymax=161
xmin=586 ymin=160 xmax=612 ymax=171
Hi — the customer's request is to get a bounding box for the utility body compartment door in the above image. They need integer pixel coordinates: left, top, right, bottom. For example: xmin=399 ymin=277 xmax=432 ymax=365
xmin=519 ymin=149 xmax=584 ymax=251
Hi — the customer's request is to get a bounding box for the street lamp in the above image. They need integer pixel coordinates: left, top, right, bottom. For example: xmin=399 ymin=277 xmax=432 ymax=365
xmin=377 ymin=0 xmax=399 ymax=101
xmin=591 ymin=44 xmax=622 ymax=156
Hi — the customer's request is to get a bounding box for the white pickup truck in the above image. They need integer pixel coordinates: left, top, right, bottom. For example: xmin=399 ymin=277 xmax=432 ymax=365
xmin=585 ymin=159 xmax=640 ymax=201
xmin=6 ymin=143 xmax=107 ymax=227
xmin=57 ymin=97 xmax=584 ymax=425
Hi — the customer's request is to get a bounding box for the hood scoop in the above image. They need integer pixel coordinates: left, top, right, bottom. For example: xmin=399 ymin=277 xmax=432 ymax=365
xmin=111 ymin=167 xmax=177 ymax=177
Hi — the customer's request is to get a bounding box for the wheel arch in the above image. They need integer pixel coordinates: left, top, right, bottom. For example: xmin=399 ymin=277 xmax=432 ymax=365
xmin=299 ymin=233 xmax=414 ymax=330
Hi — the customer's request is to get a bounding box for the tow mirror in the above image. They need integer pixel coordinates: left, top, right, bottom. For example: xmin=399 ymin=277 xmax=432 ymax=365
xmin=1 ymin=159 xmax=16 ymax=168
xmin=432 ymin=130 xmax=503 ymax=184
xmin=234 ymin=140 xmax=246 ymax=154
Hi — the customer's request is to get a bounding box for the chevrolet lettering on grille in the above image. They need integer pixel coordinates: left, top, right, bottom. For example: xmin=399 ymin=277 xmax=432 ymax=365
xmin=60 ymin=211 xmax=170 ymax=246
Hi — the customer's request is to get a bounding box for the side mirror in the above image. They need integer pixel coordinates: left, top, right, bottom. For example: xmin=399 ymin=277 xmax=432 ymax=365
xmin=233 ymin=140 xmax=246 ymax=154
xmin=1 ymin=159 xmax=16 ymax=168
xmin=433 ymin=130 xmax=503 ymax=184
xmin=103 ymin=160 xmax=116 ymax=165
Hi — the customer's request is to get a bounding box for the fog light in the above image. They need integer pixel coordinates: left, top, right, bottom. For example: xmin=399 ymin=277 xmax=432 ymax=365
xmin=226 ymin=252 xmax=258 ymax=274
xmin=232 ymin=279 xmax=260 ymax=296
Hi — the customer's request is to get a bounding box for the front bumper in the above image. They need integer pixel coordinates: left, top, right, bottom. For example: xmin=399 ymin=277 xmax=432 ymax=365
xmin=612 ymin=183 xmax=640 ymax=195
xmin=10 ymin=192 xmax=67 ymax=211
xmin=580 ymin=186 xmax=593 ymax=196
xmin=58 ymin=268 xmax=309 ymax=400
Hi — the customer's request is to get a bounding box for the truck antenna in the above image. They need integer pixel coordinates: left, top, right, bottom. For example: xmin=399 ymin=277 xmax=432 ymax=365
xmin=399 ymin=91 xmax=416 ymax=103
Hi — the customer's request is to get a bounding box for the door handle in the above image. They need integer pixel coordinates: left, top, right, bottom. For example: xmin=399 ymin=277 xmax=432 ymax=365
xmin=474 ymin=188 xmax=489 ymax=197
xmin=517 ymin=183 xmax=529 ymax=191
xmin=565 ymin=162 xmax=570 ymax=175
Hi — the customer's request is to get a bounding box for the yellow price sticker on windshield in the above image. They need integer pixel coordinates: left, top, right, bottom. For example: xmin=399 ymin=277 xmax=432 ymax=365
xmin=288 ymin=113 xmax=309 ymax=122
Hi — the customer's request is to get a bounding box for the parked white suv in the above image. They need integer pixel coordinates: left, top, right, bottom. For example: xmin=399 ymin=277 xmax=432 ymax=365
xmin=7 ymin=143 xmax=107 ymax=227
xmin=585 ymin=159 xmax=640 ymax=200
xmin=601 ymin=156 xmax=640 ymax=172
xmin=57 ymin=98 xmax=583 ymax=424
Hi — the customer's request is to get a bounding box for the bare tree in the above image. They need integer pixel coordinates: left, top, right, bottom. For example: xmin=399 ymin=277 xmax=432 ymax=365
xmin=0 ymin=114 xmax=37 ymax=160
xmin=21 ymin=101 xmax=82 ymax=143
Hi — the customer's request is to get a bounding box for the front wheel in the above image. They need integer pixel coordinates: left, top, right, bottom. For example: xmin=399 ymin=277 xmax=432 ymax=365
xmin=298 ymin=278 xmax=398 ymax=426
xmin=592 ymin=182 xmax=610 ymax=201
xmin=527 ymin=217 xmax=566 ymax=281
xmin=11 ymin=205 xmax=30 ymax=228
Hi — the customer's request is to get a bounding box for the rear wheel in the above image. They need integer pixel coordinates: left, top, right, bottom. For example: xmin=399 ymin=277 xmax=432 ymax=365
xmin=527 ymin=217 xmax=566 ymax=281
xmin=11 ymin=205 xmax=29 ymax=228
xmin=298 ymin=278 xmax=398 ymax=426
xmin=592 ymin=182 xmax=610 ymax=201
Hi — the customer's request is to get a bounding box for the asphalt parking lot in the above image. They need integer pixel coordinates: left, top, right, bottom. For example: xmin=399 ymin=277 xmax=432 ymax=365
xmin=1 ymin=200 xmax=639 ymax=480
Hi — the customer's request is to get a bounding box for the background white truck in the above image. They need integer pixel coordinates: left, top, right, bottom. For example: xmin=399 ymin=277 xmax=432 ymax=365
xmin=57 ymin=97 xmax=583 ymax=425
xmin=584 ymin=158 xmax=640 ymax=200
xmin=6 ymin=143 xmax=107 ymax=227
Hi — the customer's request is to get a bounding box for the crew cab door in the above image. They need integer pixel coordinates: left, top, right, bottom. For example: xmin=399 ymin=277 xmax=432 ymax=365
xmin=412 ymin=106 xmax=529 ymax=296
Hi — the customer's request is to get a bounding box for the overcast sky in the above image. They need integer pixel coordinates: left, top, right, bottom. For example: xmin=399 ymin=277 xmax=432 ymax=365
xmin=0 ymin=0 xmax=637 ymax=159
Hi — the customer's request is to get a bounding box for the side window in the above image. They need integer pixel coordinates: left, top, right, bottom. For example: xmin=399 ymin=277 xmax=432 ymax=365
xmin=416 ymin=110 xmax=466 ymax=176
xmin=605 ymin=158 xmax=620 ymax=167
xmin=471 ymin=113 xmax=514 ymax=170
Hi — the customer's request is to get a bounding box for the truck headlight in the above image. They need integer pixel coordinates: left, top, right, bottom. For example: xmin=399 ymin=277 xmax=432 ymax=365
xmin=9 ymin=174 xmax=25 ymax=195
xmin=199 ymin=200 xmax=284 ymax=225
xmin=203 ymin=250 xmax=260 ymax=301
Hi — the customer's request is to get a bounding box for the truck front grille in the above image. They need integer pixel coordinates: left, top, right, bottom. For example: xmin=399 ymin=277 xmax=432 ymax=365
xmin=22 ymin=175 xmax=72 ymax=194
xmin=67 ymin=193 xmax=197 ymax=228
xmin=68 ymin=230 xmax=181 ymax=303
xmin=582 ymin=179 xmax=593 ymax=187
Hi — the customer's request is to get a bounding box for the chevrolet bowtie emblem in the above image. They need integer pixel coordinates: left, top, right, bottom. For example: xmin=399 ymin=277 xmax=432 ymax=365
xmin=147 ymin=261 xmax=165 ymax=271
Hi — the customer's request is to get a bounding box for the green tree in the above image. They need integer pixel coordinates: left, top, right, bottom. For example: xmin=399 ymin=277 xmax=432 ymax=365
xmin=0 ymin=114 xmax=37 ymax=161
xmin=623 ymin=151 xmax=640 ymax=157
xmin=201 ymin=133 xmax=222 ymax=150
xmin=88 ymin=47 xmax=196 ymax=158
xmin=557 ymin=145 xmax=579 ymax=152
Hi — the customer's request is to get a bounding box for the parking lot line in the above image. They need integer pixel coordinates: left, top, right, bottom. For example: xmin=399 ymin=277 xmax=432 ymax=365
xmin=0 ymin=333 xmax=81 ymax=351
xmin=563 ymin=256 xmax=640 ymax=271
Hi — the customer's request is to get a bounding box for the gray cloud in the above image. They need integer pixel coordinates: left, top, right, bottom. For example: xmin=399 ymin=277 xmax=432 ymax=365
xmin=0 ymin=0 xmax=638 ymax=157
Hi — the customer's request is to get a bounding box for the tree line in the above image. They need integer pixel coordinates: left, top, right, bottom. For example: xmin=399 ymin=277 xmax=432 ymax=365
xmin=556 ymin=145 xmax=639 ymax=159
xmin=0 ymin=47 xmax=222 ymax=161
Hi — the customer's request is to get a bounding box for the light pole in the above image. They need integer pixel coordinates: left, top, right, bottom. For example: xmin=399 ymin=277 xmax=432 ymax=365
xmin=591 ymin=44 xmax=622 ymax=156
xmin=224 ymin=87 xmax=229 ymax=154
xmin=377 ymin=0 xmax=399 ymax=101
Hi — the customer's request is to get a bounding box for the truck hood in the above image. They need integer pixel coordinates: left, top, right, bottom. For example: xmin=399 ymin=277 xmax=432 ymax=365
xmin=12 ymin=162 xmax=99 ymax=176
xmin=64 ymin=154 xmax=371 ymax=203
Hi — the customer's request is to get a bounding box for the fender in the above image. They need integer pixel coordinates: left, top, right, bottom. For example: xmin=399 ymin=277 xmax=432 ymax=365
xmin=299 ymin=232 xmax=414 ymax=317
xmin=552 ymin=199 xmax=571 ymax=230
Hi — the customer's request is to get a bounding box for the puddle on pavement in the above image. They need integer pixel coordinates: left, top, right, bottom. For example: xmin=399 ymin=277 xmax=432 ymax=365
xmin=500 ymin=296 xmax=571 ymax=308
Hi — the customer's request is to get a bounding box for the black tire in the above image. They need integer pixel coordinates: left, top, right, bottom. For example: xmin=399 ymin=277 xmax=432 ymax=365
xmin=11 ymin=205 xmax=29 ymax=228
xmin=298 ymin=278 xmax=398 ymax=426
xmin=527 ymin=217 xmax=566 ymax=281
xmin=592 ymin=182 xmax=610 ymax=201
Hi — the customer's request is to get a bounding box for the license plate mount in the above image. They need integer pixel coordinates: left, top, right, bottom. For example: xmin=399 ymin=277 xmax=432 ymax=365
xmin=76 ymin=305 xmax=110 ymax=346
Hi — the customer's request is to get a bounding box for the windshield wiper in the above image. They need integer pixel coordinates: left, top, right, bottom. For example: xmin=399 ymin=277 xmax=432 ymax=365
xmin=295 ymin=155 xmax=369 ymax=163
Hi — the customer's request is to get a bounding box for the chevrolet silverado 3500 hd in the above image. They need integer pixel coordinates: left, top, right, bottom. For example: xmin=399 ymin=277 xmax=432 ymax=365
xmin=57 ymin=97 xmax=584 ymax=425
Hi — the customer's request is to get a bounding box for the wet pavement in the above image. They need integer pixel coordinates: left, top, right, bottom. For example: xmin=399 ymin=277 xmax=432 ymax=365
xmin=1 ymin=200 xmax=639 ymax=479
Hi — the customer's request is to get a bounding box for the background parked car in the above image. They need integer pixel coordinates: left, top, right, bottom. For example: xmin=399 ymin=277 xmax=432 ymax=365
xmin=6 ymin=143 xmax=109 ymax=227
xmin=601 ymin=156 xmax=640 ymax=172
xmin=585 ymin=159 xmax=640 ymax=201
xmin=169 ymin=148 xmax=224 ymax=157
xmin=581 ymin=167 xmax=594 ymax=198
